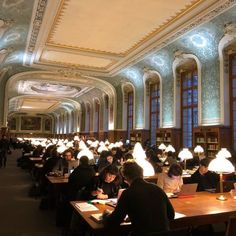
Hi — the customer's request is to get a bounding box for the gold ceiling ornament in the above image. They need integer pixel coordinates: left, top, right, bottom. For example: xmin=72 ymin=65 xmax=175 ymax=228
xmin=46 ymin=0 xmax=204 ymax=56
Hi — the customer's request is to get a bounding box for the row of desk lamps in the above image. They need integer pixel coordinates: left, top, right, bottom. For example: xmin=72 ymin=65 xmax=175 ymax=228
xmin=158 ymin=143 xmax=235 ymax=201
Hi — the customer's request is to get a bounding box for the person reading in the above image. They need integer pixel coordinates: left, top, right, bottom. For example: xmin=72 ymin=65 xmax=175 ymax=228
xmin=102 ymin=161 xmax=175 ymax=236
xmin=190 ymin=158 xmax=219 ymax=191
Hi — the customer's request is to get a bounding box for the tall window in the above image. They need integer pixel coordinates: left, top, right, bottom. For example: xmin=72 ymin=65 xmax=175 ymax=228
xmin=127 ymin=92 xmax=133 ymax=138
xmin=150 ymin=83 xmax=160 ymax=145
xmin=181 ymin=69 xmax=198 ymax=147
xmin=230 ymin=54 xmax=236 ymax=150
xmin=94 ymin=101 xmax=100 ymax=133
xmin=86 ymin=105 xmax=90 ymax=132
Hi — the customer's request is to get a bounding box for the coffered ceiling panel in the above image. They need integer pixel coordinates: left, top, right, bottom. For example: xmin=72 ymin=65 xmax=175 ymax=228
xmin=47 ymin=0 xmax=197 ymax=55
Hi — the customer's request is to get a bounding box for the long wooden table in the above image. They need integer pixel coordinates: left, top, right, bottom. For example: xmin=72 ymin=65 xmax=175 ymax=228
xmin=71 ymin=192 xmax=236 ymax=235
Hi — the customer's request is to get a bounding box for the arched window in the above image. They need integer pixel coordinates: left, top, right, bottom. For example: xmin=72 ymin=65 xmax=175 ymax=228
xmin=94 ymin=100 xmax=100 ymax=133
xmin=86 ymin=104 xmax=91 ymax=132
xmin=230 ymin=53 xmax=236 ymax=150
xmin=150 ymin=83 xmax=160 ymax=145
xmin=127 ymin=91 xmax=133 ymax=138
xmin=104 ymin=95 xmax=109 ymax=132
xmin=180 ymin=64 xmax=198 ymax=147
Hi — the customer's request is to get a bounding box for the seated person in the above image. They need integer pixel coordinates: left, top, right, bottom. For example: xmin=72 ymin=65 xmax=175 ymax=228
xmin=102 ymin=161 xmax=175 ymax=236
xmin=68 ymin=156 xmax=96 ymax=200
xmin=190 ymin=158 xmax=219 ymax=191
xmin=52 ymin=149 xmax=74 ymax=175
xmin=86 ymin=164 xmax=121 ymax=200
xmin=97 ymin=150 xmax=118 ymax=172
xmin=157 ymin=163 xmax=183 ymax=193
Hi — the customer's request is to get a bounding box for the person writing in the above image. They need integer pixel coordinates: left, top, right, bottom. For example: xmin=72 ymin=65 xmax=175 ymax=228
xmin=103 ymin=161 xmax=175 ymax=236
xmin=157 ymin=163 xmax=183 ymax=193
xmin=87 ymin=164 xmax=121 ymax=200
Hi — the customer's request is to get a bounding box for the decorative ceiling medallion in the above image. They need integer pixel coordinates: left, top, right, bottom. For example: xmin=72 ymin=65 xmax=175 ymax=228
xmin=31 ymin=82 xmax=80 ymax=95
xmin=47 ymin=0 xmax=204 ymax=56
xmin=17 ymin=80 xmax=81 ymax=97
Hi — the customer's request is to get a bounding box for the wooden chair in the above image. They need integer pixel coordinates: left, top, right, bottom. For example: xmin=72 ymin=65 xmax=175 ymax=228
xmin=225 ymin=216 xmax=236 ymax=236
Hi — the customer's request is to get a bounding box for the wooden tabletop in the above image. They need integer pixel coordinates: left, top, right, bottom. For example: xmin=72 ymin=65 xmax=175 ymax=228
xmin=46 ymin=175 xmax=69 ymax=184
xmin=71 ymin=191 xmax=236 ymax=232
xmin=29 ymin=157 xmax=43 ymax=161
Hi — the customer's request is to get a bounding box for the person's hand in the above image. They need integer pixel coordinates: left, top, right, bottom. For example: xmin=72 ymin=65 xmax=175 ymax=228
xmin=97 ymin=193 xmax=108 ymax=199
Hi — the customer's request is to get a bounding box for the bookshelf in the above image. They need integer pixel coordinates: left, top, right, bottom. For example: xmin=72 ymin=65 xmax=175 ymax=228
xmin=156 ymin=128 xmax=181 ymax=152
xmin=193 ymin=126 xmax=231 ymax=159
xmin=130 ymin=130 xmax=149 ymax=147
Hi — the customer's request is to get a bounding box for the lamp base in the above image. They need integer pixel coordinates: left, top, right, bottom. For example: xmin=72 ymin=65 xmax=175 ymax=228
xmin=217 ymin=195 xmax=227 ymax=201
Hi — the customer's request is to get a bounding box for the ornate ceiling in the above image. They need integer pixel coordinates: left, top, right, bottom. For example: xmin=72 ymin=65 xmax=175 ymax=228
xmin=0 ymin=0 xmax=234 ymax=119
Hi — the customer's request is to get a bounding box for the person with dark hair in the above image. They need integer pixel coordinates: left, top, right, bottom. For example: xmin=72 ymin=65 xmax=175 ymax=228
xmin=103 ymin=161 xmax=175 ymax=236
xmin=97 ymin=150 xmax=117 ymax=172
xmin=157 ymin=163 xmax=183 ymax=193
xmin=86 ymin=164 xmax=121 ymax=200
xmin=190 ymin=158 xmax=219 ymax=191
xmin=68 ymin=156 xmax=96 ymax=200
xmin=0 ymin=135 xmax=10 ymax=168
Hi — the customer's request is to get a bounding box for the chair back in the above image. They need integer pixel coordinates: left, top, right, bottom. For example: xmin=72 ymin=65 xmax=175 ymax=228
xmin=225 ymin=216 xmax=236 ymax=236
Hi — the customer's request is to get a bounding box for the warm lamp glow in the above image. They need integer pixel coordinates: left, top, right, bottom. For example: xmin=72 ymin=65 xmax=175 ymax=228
xmin=132 ymin=142 xmax=155 ymax=176
xmin=208 ymin=154 xmax=235 ymax=201
xmin=74 ymin=135 xmax=80 ymax=141
xmin=165 ymin=144 xmax=175 ymax=153
xmin=217 ymin=148 xmax=232 ymax=158
xmin=79 ymin=140 xmax=87 ymax=150
xmin=77 ymin=148 xmax=94 ymax=160
xmin=97 ymin=145 xmax=108 ymax=153
xmin=208 ymin=154 xmax=234 ymax=173
xmin=158 ymin=143 xmax=166 ymax=151
xmin=57 ymin=145 xmax=67 ymax=154
xmin=178 ymin=148 xmax=193 ymax=170
xmin=194 ymin=145 xmax=204 ymax=153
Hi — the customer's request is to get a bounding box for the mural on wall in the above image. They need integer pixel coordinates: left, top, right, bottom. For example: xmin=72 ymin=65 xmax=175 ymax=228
xmin=44 ymin=118 xmax=51 ymax=131
xmin=8 ymin=117 xmax=16 ymax=130
xmin=21 ymin=116 xmax=41 ymax=130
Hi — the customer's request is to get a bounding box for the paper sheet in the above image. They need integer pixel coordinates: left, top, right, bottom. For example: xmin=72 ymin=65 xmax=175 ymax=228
xmin=75 ymin=202 xmax=98 ymax=212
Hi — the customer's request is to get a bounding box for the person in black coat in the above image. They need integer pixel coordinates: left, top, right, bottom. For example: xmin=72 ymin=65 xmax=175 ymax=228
xmin=103 ymin=161 xmax=175 ymax=236
xmin=68 ymin=156 xmax=96 ymax=200
xmin=0 ymin=135 xmax=10 ymax=168
xmin=190 ymin=158 xmax=219 ymax=191
xmin=86 ymin=164 xmax=121 ymax=200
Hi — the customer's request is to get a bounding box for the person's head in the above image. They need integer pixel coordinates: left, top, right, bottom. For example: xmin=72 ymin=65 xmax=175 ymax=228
xmin=121 ymin=161 xmax=143 ymax=185
xmin=79 ymin=155 xmax=89 ymax=166
xmin=63 ymin=149 xmax=73 ymax=161
xmin=106 ymin=155 xmax=113 ymax=164
xmin=100 ymin=164 xmax=119 ymax=183
xmin=167 ymin=163 xmax=183 ymax=178
xmin=199 ymin=158 xmax=210 ymax=175
xmin=111 ymin=147 xmax=117 ymax=155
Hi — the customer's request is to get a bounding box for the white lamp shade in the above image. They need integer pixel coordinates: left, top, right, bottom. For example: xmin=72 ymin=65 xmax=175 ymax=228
xmin=66 ymin=141 xmax=74 ymax=148
xmin=178 ymin=148 xmax=193 ymax=161
xmin=158 ymin=143 xmax=166 ymax=151
xmin=165 ymin=144 xmax=175 ymax=153
xmin=87 ymin=140 xmax=92 ymax=145
xmin=108 ymin=143 xmax=115 ymax=149
xmin=74 ymin=135 xmax=80 ymax=141
xmin=99 ymin=141 xmax=105 ymax=146
xmin=77 ymin=149 xmax=94 ymax=160
xmin=217 ymin=148 xmax=232 ymax=158
xmin=208 ymin=155 xmax=235 ymax=173
xmin=105 ymin=140 xmax=110 ymax=145
xmin=194 ymin=145 xmax=204 ymax=153
xmin=79 ymin=140 xmax=87 ymax=150
xmin=57 ymin=145 xmax=67 ymax=154
xmin=132 ymin=142 xmax=146 ymax=160
xmin=90 ymin=142 xmax=98 ymax=148
xmin=97 ymin=145 xmax=108 ymax=153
